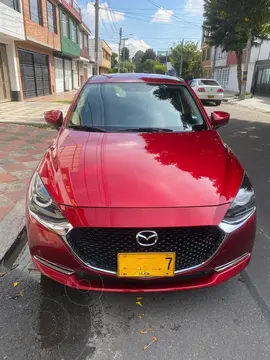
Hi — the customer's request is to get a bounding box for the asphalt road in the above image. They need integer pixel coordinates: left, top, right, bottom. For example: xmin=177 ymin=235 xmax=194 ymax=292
xmin=1 ymin=103 xmax=270 ymax=360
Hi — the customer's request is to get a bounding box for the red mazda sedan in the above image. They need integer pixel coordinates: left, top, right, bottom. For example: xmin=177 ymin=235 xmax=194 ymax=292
xmin=26 ymin=73 xmax=256 ymax=292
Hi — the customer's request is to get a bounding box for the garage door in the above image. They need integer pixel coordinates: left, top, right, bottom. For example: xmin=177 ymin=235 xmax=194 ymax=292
xmin=54 ymin=57 xmax=64 ymax=93
xmin=64 ymin=59 xmax=72 ymax=91
xmin=19 ymin=50 xmax=50 ymax=99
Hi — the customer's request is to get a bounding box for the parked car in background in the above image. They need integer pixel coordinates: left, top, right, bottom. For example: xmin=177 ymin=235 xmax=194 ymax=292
xmin=26 ymin=73 xmax=256 ymax=293
xmin=190 ymin=78 xmax=224 ymax=106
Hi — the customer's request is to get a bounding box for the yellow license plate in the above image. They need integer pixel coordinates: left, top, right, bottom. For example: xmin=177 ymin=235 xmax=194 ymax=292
xmin=208 ymin=95 xmax=215 ymax=99
xmin=117 ymin=252 xmax=176 ymax=278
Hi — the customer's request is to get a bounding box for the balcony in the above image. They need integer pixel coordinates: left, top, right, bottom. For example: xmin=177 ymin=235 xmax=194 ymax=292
xmin=0 ymin=0 xmax=24 ymax=40
xmin=59 ymin=0 xmax=81 ymax=22
xmin=80 ymin=48 xmax=89 ymax=61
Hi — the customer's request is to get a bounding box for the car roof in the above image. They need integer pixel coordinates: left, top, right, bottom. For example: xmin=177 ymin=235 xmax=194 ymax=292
xmin=88 ymin=73 xmax=185 ymax=85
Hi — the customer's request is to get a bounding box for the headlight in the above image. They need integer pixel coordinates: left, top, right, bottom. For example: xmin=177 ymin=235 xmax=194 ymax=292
xmin=28 ymin=172 xmax=72 ymax=235
xmin=223 ymin=173 xmax=255 ymax=225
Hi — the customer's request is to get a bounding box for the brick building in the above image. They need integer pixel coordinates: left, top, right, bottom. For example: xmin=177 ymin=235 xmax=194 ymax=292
xmin=201 ymin=27 xmax=212 ymax=79
xmin=0 ymin=0 xmax=95 ymax=101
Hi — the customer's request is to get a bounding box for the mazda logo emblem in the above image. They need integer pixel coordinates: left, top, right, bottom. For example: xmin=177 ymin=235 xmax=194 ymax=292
xmin=136 ymin=230 xmax=158 ymax=247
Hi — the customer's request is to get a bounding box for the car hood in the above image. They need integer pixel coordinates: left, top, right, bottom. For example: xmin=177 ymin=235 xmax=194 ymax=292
xmin=39 ymin=129 xmax=243 ymax=208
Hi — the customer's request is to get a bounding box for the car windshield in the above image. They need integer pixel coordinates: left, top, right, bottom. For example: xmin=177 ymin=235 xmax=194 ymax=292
xmin=199 ymin=79 xmax=220 ymax=86
xmin=68 ymin=82 xmax=207 ymax=133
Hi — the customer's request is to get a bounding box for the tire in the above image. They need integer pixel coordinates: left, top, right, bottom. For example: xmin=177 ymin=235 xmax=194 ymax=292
xmin=215 ymin=100 xmax=222 ymax=106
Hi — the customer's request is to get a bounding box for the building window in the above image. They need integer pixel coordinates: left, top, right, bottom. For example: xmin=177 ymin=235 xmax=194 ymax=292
xmin=84 ymin=34 xmax=88 ymax=49
xmin=62 ymin=12 xmax=69 ymax=37
xmin=206 ymin=48 xmax=211 ymax=60
xmin=1 ymin=0 xmax=20 ymax=11
xmin=72 ymin=22 xmax=77 ymax=43
xmin=103 ymin=50 xmax=111 ymax=61
xmin=47 ymin=1 xmax=57 ymax=33
xmin=80 ymin=31 xmax=83 ymax=49
xmin=29 ymin=0 xmax=42 ymax=25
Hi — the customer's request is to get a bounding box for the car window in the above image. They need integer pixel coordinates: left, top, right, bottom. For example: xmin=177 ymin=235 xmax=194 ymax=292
xmin=69 ymin=82 xmax=207 ymax=132
xmin=199 ymin=79 xmax=220 ymax=86
xmin=190 ymin=81 xmax=196 ymax=87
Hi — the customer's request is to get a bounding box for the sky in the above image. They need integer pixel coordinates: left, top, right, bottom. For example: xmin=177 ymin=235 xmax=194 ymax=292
xmin=81 ymin=0 xmax=204 ymax=58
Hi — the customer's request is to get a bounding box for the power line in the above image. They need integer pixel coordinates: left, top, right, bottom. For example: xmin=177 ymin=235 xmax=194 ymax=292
xmin=147 ymin=0 xmax=201 ymax=28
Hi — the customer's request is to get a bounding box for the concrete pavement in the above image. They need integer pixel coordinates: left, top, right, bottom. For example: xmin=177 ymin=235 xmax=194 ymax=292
xmin=0 ymin=124 xmax=56 ymax=261
xmin=0 ymin=101 xmax=70 ymax=125
xmin=225 ymin=95 xmax=270 ymax=113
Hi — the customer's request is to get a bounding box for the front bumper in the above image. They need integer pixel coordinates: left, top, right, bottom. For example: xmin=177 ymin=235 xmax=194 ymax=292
xmin=26 ymin=207 xmax=256 ymax=292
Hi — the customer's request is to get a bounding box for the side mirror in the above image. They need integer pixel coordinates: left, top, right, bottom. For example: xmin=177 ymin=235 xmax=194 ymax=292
xmin=211 ymin=111 xmax=230 ymax=129
xmin=44 ymin=110 xmax=63 ymax=129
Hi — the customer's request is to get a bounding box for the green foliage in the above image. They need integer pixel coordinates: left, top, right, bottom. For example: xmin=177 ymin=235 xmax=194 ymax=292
xmin=120 ymin=47 xmax=130 ymax=61
xmin=111 ymin=52 xmax=118 ymax=68
xmin=119 ymin=61 xmax=135 ymax=73
xmin=132 ymin=50 xmax=145 ymax=71
xmin=204 ymin=0 xmax=270 ymax=91
xmin=140 ymin=59 xmax=156 ymax=73
xmin=170 ymin=41 xmax=202 ymax=79
xmin=141 ymin=49 xmax=156 ymax=63
xmin=153 ymin=63 xmax=167 ymax=74
xmin=109 ymin=68 xmax=118 ymax=73
xmin=132 ymin=49 xmax=166 ymax=74
xmin=157 ymin=55 xmax=167 ymax=65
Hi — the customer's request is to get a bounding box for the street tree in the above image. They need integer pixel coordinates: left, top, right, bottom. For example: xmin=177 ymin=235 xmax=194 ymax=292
xmin=120 ymin=61 xmax=135 ymax=73
xmin=154 ymin=63 xmax=167 ymax=74
xmin=132 ymin=50 xmax=145 ymax=71
xmin=111 ymin=52 xmax=118 ymax=68
xmin=170 ymin=41 xmax=202 ymax=79
xmin=204 ymin=0 xmax=270 ymax=93
xmin=139 ymin=60 xmax=166 ymax=74
xmin=140 ymin=59 xmax=156 ymax=73
xmin=121 ymin=46 xmax=130 ymax=61
xmin=141 ymin=48 xmax=156 ymax=63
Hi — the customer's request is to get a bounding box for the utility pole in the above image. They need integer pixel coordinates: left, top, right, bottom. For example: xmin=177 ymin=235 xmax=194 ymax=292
xmin=94 ymin=0 xmax=99 ymax=75
xmin=240 ymin=35 xmax=252 ymax=100
xmin=179 ymin=38 xmax=184 ymax=78
xmin=118 ymin=27 xmax=122 ymax=73
xmin=212 ymin=46 xmax=217 ymax=79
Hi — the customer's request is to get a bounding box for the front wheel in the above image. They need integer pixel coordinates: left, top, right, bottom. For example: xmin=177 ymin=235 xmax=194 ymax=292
xmin=215 ymin=100 xmax=222 ymax=106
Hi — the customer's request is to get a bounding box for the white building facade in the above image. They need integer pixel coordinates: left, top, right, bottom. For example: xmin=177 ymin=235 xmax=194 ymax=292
xmin=0 ymin=0 xmax=25 ymax=101
xmin=211 ymin=41 xmax=270 ymax=95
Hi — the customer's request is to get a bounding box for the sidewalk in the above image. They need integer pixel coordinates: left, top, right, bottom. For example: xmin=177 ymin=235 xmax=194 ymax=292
xmin=25 ymin=89 xmax=77 ymax=103
xmin=0 ymin=101 xmax=70 ymax=125
xmin=0 ymin=90 xmax=76 ymax=125
xmin=227 ymin=96 xmax=270 ymax=113
xmin=0 ymin=123 xmax=56 ymax=261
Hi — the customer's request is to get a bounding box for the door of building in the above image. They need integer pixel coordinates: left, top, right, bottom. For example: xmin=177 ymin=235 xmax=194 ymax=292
xmin=19 ymin=50 xmax=50 ymax=99
xmin=54 ymin=57 xmax=64 ymax=93
xmin=0 ymin=44 xmax=11 ymax=102
xmin=73 ymin=60 xmax=79 ymax=89
xmin=84 ymin=64 xmax=88 ymax=82
xmin=64 ymin=59 xmax=72 ymax=91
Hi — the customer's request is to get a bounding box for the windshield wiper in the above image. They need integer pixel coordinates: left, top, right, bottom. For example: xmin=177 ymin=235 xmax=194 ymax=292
xmin=117 ymin=127 xmax=173 ymax=133
xmin=67 ymin=125 xmax=107 ymax=133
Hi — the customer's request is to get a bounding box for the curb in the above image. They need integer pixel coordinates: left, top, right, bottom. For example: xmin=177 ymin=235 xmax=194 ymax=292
xmin=0 ymin=198 xmax=26 ymax=264
xmin=241 ymin=269 xmax=270 ymax=322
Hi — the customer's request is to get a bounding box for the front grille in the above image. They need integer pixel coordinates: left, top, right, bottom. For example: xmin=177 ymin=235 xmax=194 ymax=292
xmin=66 ymin=227 xmax=224 ymax=273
